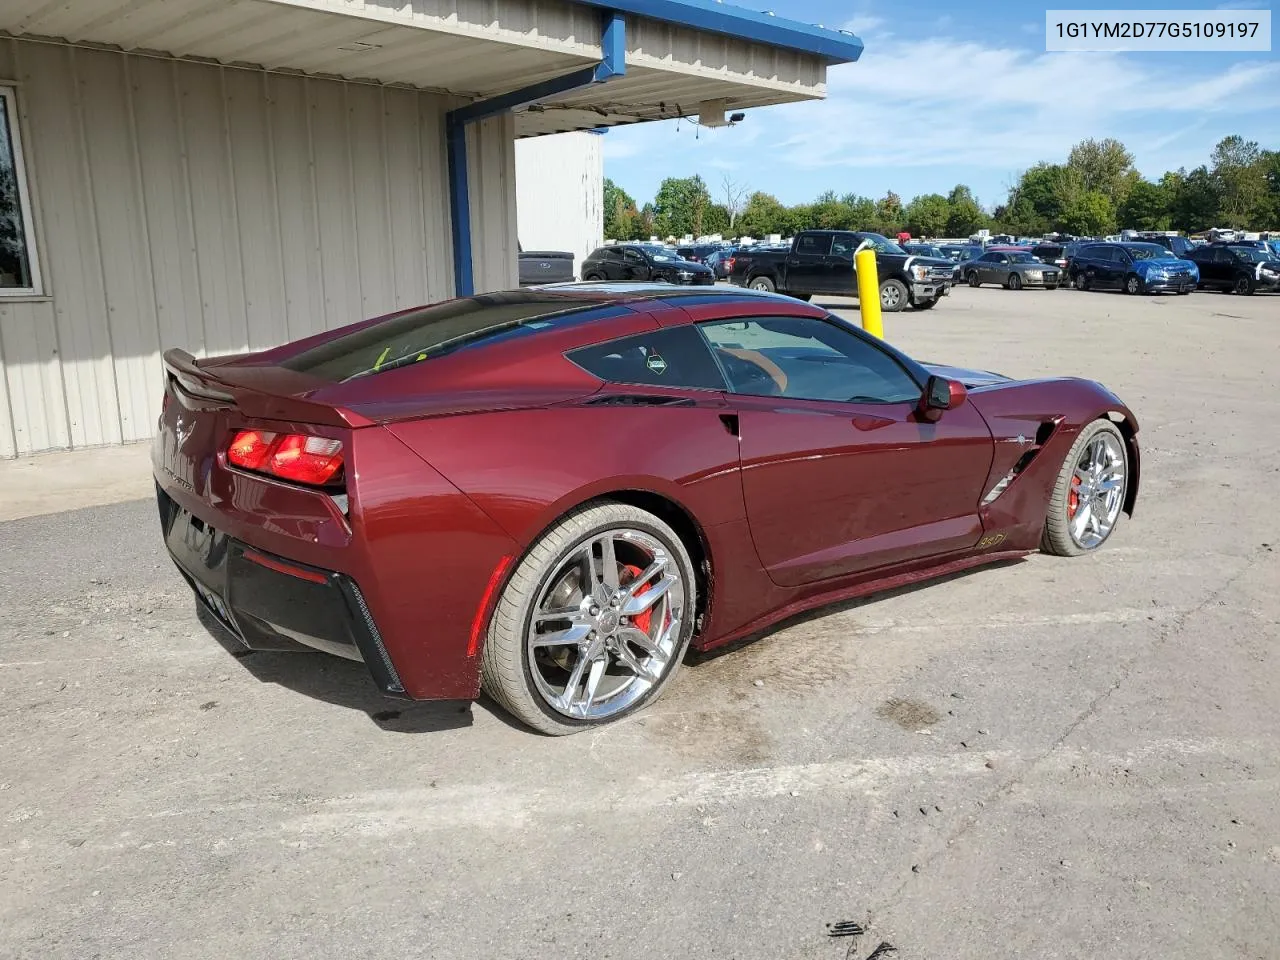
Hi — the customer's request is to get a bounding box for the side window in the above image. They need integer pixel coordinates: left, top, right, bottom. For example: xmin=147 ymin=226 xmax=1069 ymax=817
xmin=699 ymin=315 xmax=920 ymax=404
xmin=795 ymin=234 xmax=833 ymax=257
xmin=830 ymin=233 xmax=856 ymax=258
xmin=0 ymin=85 xmax=41 ymax=295
xmin=568 ymin=325 xmax=727 ymax=391
xmin=621 ymin=248 xmax=645 ymax=263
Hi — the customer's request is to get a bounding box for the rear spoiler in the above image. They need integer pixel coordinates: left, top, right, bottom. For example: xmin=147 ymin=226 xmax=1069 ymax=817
xmin=162 ymin=349 xmax=373 ymax=428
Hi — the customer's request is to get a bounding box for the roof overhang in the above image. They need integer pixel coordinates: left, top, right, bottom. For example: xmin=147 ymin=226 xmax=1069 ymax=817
xmin=0 ymin=0 xmax=862 ymax=136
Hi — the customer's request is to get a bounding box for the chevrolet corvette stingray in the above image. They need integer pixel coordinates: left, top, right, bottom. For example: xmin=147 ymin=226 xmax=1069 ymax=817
xmin=153 ymin=285 xmax=1140 ymax=735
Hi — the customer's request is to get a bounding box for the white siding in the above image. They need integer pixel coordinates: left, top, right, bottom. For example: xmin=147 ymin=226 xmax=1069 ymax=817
xmin=515 ymin=131 xmax=603 ymax=277
xmin=0 ymin=37 xmax=519 ymax=456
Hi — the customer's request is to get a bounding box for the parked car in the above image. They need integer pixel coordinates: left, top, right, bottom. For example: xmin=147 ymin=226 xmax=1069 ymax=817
xmin=517 ymin=243 xmax=575 ymax=285
xmin=1030 ymin=243 xmax=1069 ymax=273
xmin=1134 ymin=234 xmax=1197 ymax=259
xmin=703 ymin=247 xmax=737 ymax=280
xmin=153 ymin=285 xmax=1141 ymax=735
xmin=1183 ymin=242 xmax=1280 ymax=295
xmin=1067 ymin=242 xmax=1198 ymax=294
xmin=940 ymin=244 xmax=984 ymax=282
xmin=963 ymin=249 xmax=1062 ymax=289
xmin=675 ymin=243 xmax=724 ymax=264
xmin=729 ymin=230 xmax=954 ymax=311
xmin=904 ymin=242 xmax=947 ymax=260
xmin=581 ymin=244 xmax=714 ymax=285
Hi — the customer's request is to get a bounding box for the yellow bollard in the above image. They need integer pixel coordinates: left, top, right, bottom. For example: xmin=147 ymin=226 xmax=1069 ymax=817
xmin=855 ymin=247 xmax=883 ymax=338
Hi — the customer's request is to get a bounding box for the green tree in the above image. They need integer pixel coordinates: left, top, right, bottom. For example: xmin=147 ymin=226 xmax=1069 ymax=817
xmin=874 ymin=191 xmax=903 ymax=233
xmin=945 ymin=184 xmax=987 ymax=236
xmin=737 ymin=191 xmax=790 ymax=237
xmin=840 ymin=194 xmax=877 ymax=229
xmin=702 ymin=202 xmax=731 ymax=236
xmin=1210 ymin=135 xmax=1266 ymax=227
xmin=1169 ymin=166 xmax=1220 ymax=232
xmin=652 ymin=174 xmax=712 ymax=238
xmin=1067 ymin=138 xmax=1136 ymax=206
xmin=1060 ymin=190 xmax=1115 ymax=236
xmin=903 ymin=193 xmax=950 ymax=237
xmin=1117 ymin=179 xmax=1170 ymax=231
xmin=1014 ymin=163 xmax=1081 ymax=230
xmin=603 ymin=178 xmax=640 ymax=240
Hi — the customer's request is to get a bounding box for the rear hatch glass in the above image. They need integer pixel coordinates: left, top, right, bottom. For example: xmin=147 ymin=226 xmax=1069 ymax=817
xmin=279 ymin=291 xmax=617 ymax=383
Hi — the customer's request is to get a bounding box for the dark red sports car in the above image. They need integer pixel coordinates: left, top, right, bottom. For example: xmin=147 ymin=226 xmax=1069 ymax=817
xmin=153 ymin=285 xmax=1139 ymax=735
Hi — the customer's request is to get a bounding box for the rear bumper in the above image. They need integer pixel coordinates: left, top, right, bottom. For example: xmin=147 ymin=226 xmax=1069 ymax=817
xmin=157 ymin=485 xmax=408 ymax=698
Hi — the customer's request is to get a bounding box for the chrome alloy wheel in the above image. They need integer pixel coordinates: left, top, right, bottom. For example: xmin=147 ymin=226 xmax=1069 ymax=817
xmin=527 ymin=530 xmax=684 ymax=721
xmin=1067 ymin=432 xmax=1126 ymax=549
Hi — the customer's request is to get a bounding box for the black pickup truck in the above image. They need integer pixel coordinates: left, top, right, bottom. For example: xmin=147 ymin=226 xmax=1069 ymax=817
xmin=728 ymin=230 xmax=954 ymax=311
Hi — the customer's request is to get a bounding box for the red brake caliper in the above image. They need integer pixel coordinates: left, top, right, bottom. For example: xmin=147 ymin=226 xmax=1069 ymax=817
xmin=620 ymin=564 xmax=654 ymax=634
xmin=1068 ymin=475 xmax=1081 ymax=517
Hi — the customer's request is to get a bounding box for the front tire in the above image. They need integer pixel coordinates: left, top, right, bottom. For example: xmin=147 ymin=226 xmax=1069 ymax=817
xmin=1125 ymin=274 xmax=1143 ymax=295
xmin=1006 ymin=273 xmax=1022 ymax=290
xmin=1074 ymin=272 xmax=1091 ymax=291
xmin=880 ymin=278 xmax=909 ymax=312
xmin=480 ymin=502 xmax=696 ymax=736
xmin=749 ymin=276 xmax=776 ymax=293
xmin=1235 ymin=276 xmax=1255 ymax=296
xmin=967 ymin=271 xmax=981 ymax=287
xmin=1041 ymin=420 xmax=1128 ymax=557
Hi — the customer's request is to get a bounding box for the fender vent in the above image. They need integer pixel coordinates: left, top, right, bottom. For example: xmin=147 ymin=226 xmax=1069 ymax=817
xmin=982 ymin=418 xmax=1062 ymax=506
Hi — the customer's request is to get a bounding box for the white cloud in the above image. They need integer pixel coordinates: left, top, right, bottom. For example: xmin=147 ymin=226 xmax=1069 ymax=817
xmin=601 ymin=31 xmax=1279 ymax=203
xmin=841 ymin=14 xmax=885 ymax=35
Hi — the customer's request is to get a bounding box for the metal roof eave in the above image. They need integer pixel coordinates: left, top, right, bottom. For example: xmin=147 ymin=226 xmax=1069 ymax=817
xmin=568 ymin=0 xmax=864 ymax=63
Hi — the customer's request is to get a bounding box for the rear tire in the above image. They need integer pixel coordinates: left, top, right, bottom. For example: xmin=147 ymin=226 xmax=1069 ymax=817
xmin=749 ymin=276 xmax=776 ymax=293
xmin=880 ymin=279 xmax=909 ymax=312
xmin=480 ymin=501 xmax=696 ymax=736
xmin=967 ymin=271 xmax=981 ymax=287
xmin=1040 ymin=420 xmax=1128 ymax=558
xmin=1074 ymin=272 xmax=1091 ymax=291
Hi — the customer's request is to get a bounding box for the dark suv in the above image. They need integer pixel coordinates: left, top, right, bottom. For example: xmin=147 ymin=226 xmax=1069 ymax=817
xmin=1184 ymin=242 xmax=1280 ymax=295
xmin=1067 ymin=242 xmax=1198 ymax=295
xmin=1134 ymin=234 xmax=1197 ymax=259
xmin=581 ymin=245 xmax=715 ymax=285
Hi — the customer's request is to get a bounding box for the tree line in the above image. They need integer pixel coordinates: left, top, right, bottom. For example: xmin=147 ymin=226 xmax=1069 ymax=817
xmin=604 ymin=135 xmax=1279 ymax=242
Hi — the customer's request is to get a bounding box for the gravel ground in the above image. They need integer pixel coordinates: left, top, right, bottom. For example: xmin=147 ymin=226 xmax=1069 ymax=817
xmin=2 ymin=284 xmax=1278 ymax=960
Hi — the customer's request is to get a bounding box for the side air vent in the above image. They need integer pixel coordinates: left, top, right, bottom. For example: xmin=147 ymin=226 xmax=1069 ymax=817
xmin=584 ymin=394 xmax=694 ymax=407
xmin=981 ymin=418 xmax=1062 ymax=506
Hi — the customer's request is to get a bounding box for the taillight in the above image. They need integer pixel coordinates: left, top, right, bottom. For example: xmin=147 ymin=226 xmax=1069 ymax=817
xmin=726 ymin=257 xmax=736 ymax=271
xmin=227 ymin=430 xmax=344 ymax=486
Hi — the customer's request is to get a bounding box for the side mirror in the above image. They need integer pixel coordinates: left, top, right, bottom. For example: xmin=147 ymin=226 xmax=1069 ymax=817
xmin=920 ymin=375 xmax=966 ymax=422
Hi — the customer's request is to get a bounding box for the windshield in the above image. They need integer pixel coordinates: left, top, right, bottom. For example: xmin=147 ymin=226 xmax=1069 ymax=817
xmin=860 ymin=233 xmax=907 ymax=255
xmin=1230 ymin=246 xmax=1269 ymax=263
xmin=1123 ymin=244 xmax=1169 ymax=261
xmin=1008 ymin=252 xmax=1039 ymax=264
xmin=909 ymin=245 xmax=945 ymax=258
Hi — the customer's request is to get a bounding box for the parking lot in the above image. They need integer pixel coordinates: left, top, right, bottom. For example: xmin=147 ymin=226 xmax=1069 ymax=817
xmin=2 ymin=284 xmax=1277 ymax=959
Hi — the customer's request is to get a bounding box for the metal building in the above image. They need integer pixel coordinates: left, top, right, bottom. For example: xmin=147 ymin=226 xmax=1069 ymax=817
xmin=516 ymin=131 xmax=605 ymax=278
xmin=0 ymin=0 xmax=863 ymax=457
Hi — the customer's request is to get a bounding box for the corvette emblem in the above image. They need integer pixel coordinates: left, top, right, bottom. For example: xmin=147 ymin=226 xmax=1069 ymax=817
xmin=645 ymin=353 xmax=668 ymax=375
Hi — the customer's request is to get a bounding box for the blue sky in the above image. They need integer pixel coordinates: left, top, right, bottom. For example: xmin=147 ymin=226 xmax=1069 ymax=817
xmin=602 ymin=0 xmax=1279 ymax=210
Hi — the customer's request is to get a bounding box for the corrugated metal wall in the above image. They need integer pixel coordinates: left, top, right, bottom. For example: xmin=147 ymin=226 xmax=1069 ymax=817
xmin=0 ymin=38 xmax=519 ymax=457
xmin=514 ymin=131 xmax=603 ymax=276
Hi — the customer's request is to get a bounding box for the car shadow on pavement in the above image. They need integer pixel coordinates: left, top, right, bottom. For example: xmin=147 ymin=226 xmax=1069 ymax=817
xmin=685 ymin=558 xmax=1027 ymax=666
xmin=195 ymin=604 xmax=474 ymax=733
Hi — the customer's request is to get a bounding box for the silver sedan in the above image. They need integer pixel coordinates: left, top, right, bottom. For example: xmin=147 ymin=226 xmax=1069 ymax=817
xmin=963 ymin=249 xmax=1062 ymax=290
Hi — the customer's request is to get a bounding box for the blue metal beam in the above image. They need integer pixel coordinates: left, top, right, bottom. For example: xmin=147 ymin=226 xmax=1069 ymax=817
xmin=446 ymin=12 xmax=626 ymax=297
xmin=568 ymin=0 xmax=863 ymax=63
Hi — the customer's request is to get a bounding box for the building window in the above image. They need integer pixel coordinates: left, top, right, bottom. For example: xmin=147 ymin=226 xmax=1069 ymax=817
xmin=0 ymin=85 xmax=41 ymax=296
